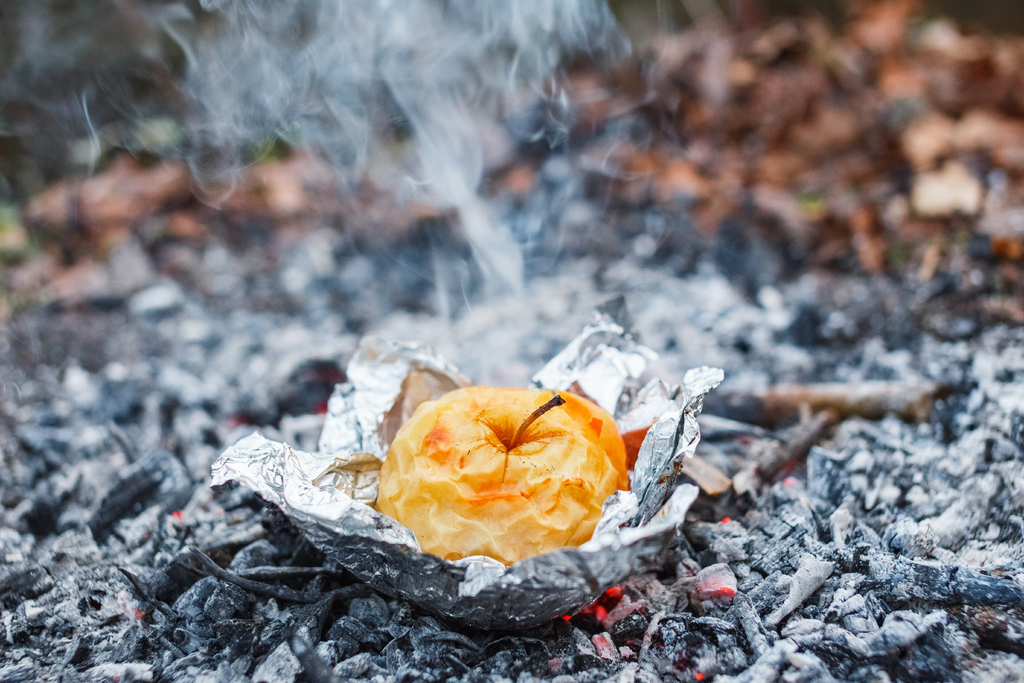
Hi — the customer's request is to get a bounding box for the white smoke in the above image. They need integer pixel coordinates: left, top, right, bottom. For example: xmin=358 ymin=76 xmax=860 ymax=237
xmin=162 ymin=0 xmax=626 ymax=292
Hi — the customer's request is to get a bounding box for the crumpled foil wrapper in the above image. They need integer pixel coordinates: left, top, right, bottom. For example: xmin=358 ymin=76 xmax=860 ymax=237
xmin=212 ymin=303 xmax=722 ymax=629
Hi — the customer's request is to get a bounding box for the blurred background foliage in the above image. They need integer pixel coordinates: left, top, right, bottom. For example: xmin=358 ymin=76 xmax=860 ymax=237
xmin=3 ymin=0 xmax=1023 ymax=205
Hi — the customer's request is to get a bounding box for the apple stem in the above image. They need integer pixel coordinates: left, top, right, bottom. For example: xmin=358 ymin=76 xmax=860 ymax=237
xmin=510 ymin=393 xmax=566 ymax=450
xmin=500 ymin=393 xmax=567 ymax=483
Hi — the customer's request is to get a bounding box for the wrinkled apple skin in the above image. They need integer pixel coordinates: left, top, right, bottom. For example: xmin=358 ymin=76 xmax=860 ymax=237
xmin=376 ymin=387 xmax=628 ymax=565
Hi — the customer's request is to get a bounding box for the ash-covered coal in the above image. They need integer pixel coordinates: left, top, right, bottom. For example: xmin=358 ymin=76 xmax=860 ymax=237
xmin=3 ymin=240 xmax=1024 ymax=682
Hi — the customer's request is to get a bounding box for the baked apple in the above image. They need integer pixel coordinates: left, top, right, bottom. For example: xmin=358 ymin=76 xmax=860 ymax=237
xmin=376 ymin=386 xmax=628 ymax=565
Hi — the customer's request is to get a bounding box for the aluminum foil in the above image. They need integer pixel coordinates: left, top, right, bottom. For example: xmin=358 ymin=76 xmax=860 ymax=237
xmin=212 ymin=305 xmax=722 ymax=629
xmin=629 ymin=367 xmax=725 ymax=525
xmin=531 ymin=297 xmax=657 ymax=416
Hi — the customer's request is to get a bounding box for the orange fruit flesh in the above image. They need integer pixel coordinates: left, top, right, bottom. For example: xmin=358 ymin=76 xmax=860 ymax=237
xmin=376 ymin=387 xmax=628 ymax=565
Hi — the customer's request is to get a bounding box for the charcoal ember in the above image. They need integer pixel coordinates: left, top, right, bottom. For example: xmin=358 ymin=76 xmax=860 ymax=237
xmin=205 ymin=580 xmax=251 ymax=621
xmin=864 ymin=610 xmax=964 ymax=682
xmin=551 ymin=623 xmax=599 ymax=660
xmin=822 ymin=575 xmax=882 ymax=636
xmin=171 ymin=576 xmax=251 ymax=637
xmin=99 ymin=623 xmax=159 ymax=666
xmin=327 ymin=615 xmax=390 ymax=652
xmin=333 ymin=652 xmax=385 ymax=679
xmin=780 ymin=651 xmax=838 ymax=683
xmin=557 ymin=653 xmax=608 ymax=676
xmin=856 ymin=547 xmax=1024 ymax=607
xmin=13 ymin=426 xmax=72 ymax=487
xmin=409 ymin=626 xmax=482 ymax=669
xmin=610 ymin=610 xmax=649 ymax=646
xmin=684 ymin=520 xmax=751 ymax=564
xmin=779 ymin=618 xmax=868 ymax=664
xmin=867 ymin=610 xmax=949 ymax=657
xmin=228 ymin=539 xmax=278 ymax=570
xmin=87 ymin=450 xmax=191 ymax=541
xmin=385 ymin=601 xmax=415 ymax=638
xmin=0 ymin=563 xmax=52 ymax=609
xmin=381 ymin=624 xmax=481 ymax=679
xmin=252 ymin=640 xmax=301 ymax=683
xmin=806 ymin=446 xmax=850 ymax=510
xmin=692 ymin=563 xmax=737 ymax=605
xmin=482 ymin=635 xmax=549 ymax=677
xmin=745 ymin=570 xmax=786 ymax=616
xmin=591 ymin=631 xmax=619 ymax=661
xmin=348 ymin=594 xmax=390 ymax=629
xmin=0 ymin=660 xmax=36 ymax=683
xmin=275 ymin=359 xmax=345 ymax=417
xmin=965 ymin=607 xmax=1024 ymax=658
xmin=84 ymin=662 xmax=156 ymax=682
xmin=714 ymin=639 xmax=797 ymax=683
xmin=24 ymin=494 xmax=61 ymax=537
xmin=764 ymin=555 xmax=835 ymax=629
xmin=315 ymin=640 xmax=342 ymax=667
xmin=646 ymin=613 xmax=745 ymax=678
xmin=736 ymin=568 xmax=765 ymax=595
xmin=725 ymin=594 xmax=772 ymax=658
xmin=97 ymin=376 xmax=147 ymax=425
xmin=1010 ymin=411 xmax=1024 ymax=450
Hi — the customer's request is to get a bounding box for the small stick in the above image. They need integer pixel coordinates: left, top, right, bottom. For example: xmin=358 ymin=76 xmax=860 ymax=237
xmin=235 ymin=566 xmax=349 ymax=581
xmin=176 ymin=546 xmax=371 ymax=604
xmin=511 ymin=393 xmax=566 ymax=449
xmin=716 ymin=381 xmax=941 ymax=427
xmin=117 ymin=567 xmax=178 ymax=621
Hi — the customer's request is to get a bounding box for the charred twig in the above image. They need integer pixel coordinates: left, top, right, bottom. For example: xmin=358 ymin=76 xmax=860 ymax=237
xmin=755 ymin=410 xmax=835 ymax=481
xmin=235 ymin=566 xmax=350 ymax=581
xmin=116 ymin=567 xmax=178 ymax=621
xmin=288 ymin=628 xmax=341 ymax=683
xmin=731 ymin=410 xmax=835 ymax=496
xmin=176 ymin=546 xmax=371 ymax=604
xmin=107 ymin=420 xmax=138 ymax=463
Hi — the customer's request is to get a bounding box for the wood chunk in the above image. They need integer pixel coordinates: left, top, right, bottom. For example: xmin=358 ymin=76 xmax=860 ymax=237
xmin=683 ymin=455 xmax=733 ymax=496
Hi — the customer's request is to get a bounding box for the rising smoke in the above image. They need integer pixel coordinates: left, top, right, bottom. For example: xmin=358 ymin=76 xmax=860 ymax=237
xmin=1 ymin=0 xmax=625 ymax=291
xmin=166 ymin=0 xmax=625 ymax=292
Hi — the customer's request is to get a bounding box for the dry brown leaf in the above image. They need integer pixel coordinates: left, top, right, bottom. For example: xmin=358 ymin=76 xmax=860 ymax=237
xmin=850 ymin=205 xmax=886 ymax=274
xmin=902 ymin=112 xmax=955 ymax=171
xmin=990 ymin=236 xmax=1024 ymax=261
xmin=877 ymin=59 xmax=929 ymax=100
xmin=24 ymin=157 xmax=190 ymax=229
xmin=954 ymin=109 xmax=1024 ymax=152
xmin=910 ymin=162 xmax=984 ymax=217
xmin=654 ymin=158 xmax=709 ymax=203
xmin=756 ymin=150 xmax=809 ymax=187
xmin=165 ymin=212 xmax=209 ymax=243
xmin=916 ymin=19 xmax=988 ymax=62
xmin=46 ymin=260 xmax=110 ymax=302
xmin=849 ymin=0 xmax=919 ymax=54
xmin=789 ymin=106 xmax=861 ymax=160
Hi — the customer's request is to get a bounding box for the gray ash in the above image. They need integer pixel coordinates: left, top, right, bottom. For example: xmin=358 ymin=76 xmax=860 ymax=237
xmin=3 ymin=253 xmax=1024 ymax=683
xmin=3 ymin=130 xmax=1024 ymax=683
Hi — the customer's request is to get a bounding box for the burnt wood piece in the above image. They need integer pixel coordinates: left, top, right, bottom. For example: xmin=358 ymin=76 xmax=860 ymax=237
xmin=175 ymin=546 xmax=373 ymax=604
xmin=714 ymin=381 xmax=942 ymax=427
